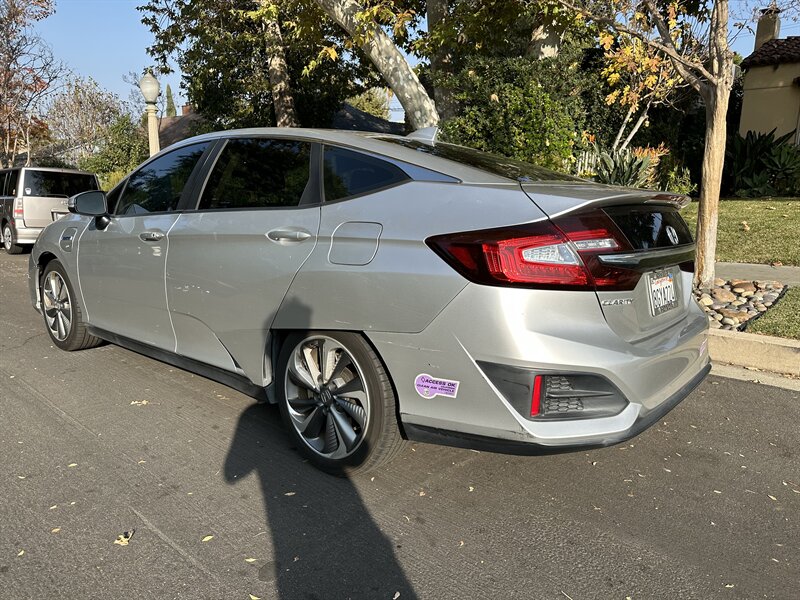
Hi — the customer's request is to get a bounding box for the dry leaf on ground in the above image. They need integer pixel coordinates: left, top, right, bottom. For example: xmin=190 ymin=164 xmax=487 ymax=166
xmin=114 ymin=530 xmax=134 ymax=546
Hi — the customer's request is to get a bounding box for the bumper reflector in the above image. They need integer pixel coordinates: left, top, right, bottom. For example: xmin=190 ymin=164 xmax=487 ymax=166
xmin=478 ymin=361 xmax=629 ymax=422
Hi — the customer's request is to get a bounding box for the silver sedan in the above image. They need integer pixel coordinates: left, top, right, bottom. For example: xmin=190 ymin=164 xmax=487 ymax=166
xmin=28 ymin=128 xmax=710 ymax=473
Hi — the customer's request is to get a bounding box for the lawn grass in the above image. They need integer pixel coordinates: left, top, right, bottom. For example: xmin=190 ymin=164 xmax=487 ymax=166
xmin=746 ymin=287 xmax=800 ymax=340
xmin=681 ymin=198 xmax=800 ymax=266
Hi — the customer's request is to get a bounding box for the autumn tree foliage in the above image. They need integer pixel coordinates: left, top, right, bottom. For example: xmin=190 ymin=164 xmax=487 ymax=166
xmin=0 ymin=0 xmax=66 ymax=167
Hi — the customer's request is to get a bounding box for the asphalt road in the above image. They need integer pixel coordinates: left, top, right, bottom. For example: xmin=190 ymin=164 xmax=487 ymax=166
xmin=1 ymin=251 xmax=798 ymax=600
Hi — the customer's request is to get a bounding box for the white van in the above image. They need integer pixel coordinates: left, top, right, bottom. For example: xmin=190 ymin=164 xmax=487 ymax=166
xmin=1 ymin=167 xmax=99 ymax=254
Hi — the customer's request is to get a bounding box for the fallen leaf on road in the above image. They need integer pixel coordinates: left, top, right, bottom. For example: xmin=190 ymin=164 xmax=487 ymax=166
xmin=469 ymin=486 xmax=474 ymax=492
xmin=202 ymin=535 xmax=214 ymax=542
xmin=458 ymin=541 xmax=464 ymax=547
xmin=245 ymin=558 xmax=256 ymax=563
xmin=17 ymin=550 xmax=24 ymax=556
xmin=51 ymin=528 xmax=61 ymax=533
xmin=393 ymin=593 xmax=400 ymax=600
xmin=419 ymin=491 xmax=426 ymax=497
xmin=67 ymin=463 xmax=77 ymax=468
xmin=130 ymin=400 xmax=149 ymax=406
xmin=49 ymin=505 xmax=57 ymax=510
xmin=17 ymin=475 xmax=26 ymax=479
xmin=249 ymin=595 xmax=261 ymax=600
xmin=713 ymin=490 xmax=722 ymax=494
xmin=284 ymin=492 xmax=295 ymax=496
xmin=724 ymin=584 xmax=735 ymax=588
xmin=768 ymin=495 xmax=777 ymax=501
xmin=114 ymin=530 xmax=134 ymax=546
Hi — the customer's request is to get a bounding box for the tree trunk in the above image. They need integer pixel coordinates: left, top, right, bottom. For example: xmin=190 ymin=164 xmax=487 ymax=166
xmin=262 ymin=12 xmax=299 ymax=128
xmin=526 ymin=24 xmax=561 ymax=59
xmin=693 ymin=1 xmax=733 ymax=289
xmin=315 ymin=0 xmax=439 ymax=129
xmin=427 ymin=0 xmax=455 ymax=121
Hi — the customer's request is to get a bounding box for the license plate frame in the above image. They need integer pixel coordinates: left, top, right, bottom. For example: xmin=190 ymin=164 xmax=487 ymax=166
xmin=647 ymin=268 xmax=678 ymax=317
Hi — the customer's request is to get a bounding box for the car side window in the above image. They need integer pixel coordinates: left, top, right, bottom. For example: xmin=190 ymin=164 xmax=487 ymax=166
xmin=7 ymin=169 xmax=19 ymax=197
xmin=199 ymin=138 xmax=311 ymax=210
xmin=114 ymin=142 xmax=210 ymax=216
xmin=323 ymin=146 xmax=408 ymax=201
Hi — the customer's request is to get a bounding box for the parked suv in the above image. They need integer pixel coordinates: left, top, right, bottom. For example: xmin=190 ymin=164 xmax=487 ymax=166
xmin=1 ymin=167 xmax=99 ymax=254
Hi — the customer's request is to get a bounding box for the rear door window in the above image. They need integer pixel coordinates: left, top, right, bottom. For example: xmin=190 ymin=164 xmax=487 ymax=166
xmin=23 ymin=171 xmax=98 ymax=197
xmin=6 ymin=169 xmax=19 ymax=197
xmin=115 ymin=142 xmax=210 ymax=215
xmin=323 ymin=146 xmax=408 ymax=201
xmin=199 ymin=138 xmax=312 ymax=210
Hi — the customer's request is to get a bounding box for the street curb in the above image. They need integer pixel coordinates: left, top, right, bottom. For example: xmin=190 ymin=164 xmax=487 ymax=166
xmin=708 ymin=328 xmax=800 ymax=376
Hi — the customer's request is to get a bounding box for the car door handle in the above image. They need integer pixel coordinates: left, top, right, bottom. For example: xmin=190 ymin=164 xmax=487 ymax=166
xmin=266 ymin=228 xmax=312 ymax=243
xmin=139 ymin=230 xmax=165 ymax=242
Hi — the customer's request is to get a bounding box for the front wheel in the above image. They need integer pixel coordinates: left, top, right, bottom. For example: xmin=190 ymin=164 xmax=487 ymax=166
xmin=40 ymin=260 xmax=103 ymax=351
xmin=277 ymin=331 xmax=404 ymax=475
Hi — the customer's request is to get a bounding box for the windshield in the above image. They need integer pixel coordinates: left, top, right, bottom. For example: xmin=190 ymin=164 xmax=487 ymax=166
xmin=23 ymin=171 xmax=98 ymax=197
xmin=376 ymin=137 xmax=582 ymax=183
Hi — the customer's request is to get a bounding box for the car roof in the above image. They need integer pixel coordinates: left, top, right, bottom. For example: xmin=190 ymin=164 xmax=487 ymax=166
xmin=20 ymin=166 xmax=96 ymax=176
xmin=164 ymin=128 xmax=516 ymax=185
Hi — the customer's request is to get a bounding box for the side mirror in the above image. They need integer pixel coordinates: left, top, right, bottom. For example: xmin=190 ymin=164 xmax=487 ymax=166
xmin=68 ymin=190 xmax=107 ymax=216
xmin=68 ymin=190 xmax=111 ymax=229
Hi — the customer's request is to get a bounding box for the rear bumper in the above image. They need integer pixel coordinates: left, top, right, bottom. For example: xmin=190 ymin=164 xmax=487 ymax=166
xmin=403 ymin=362 xmax=710 ymax=453
xmin=11 ymin=223 xmax=43 ymax=245
xmin=370 ymin=283 xmax=710 ymax=448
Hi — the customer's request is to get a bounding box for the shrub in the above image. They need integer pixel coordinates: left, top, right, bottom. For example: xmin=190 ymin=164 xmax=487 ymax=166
xmin=592 ymin=146 xmax=651 ymax=188
xmin=726 ymin=129 xmax=800 ymax=197
xmin=438 ymin=56 xmax=583 ymax=171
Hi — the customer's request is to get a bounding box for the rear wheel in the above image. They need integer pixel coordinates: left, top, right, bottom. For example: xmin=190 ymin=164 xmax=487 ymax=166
xmin=277 ymin=331 xmax=403 ymax=475
xmin=2 ymin=222 xmax=25 ymax=254
xmin=41 ymin=260 xmax=102 ymax=351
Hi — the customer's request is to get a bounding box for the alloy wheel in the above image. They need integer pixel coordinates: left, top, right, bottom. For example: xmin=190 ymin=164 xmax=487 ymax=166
xmin=284 ymin=335 xmax=369 ymax=460
xmin=42 ymin=271 xmax=72 ymax=341
xmin=3 ymin=225 xmax=11 ymax=251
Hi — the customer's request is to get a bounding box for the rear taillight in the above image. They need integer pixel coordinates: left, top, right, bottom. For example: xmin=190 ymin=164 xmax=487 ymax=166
xmin=13 ymin=198 xmax=24 ymax=225
xmin=426 ymin=210 xmax=641 ymax=291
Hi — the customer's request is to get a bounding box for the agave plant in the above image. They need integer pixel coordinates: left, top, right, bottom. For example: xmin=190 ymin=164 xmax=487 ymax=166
xmin=727 ymin=128 xmax=800 ymax=197
xmin=592 ymin=147 xmax=652 ymax=188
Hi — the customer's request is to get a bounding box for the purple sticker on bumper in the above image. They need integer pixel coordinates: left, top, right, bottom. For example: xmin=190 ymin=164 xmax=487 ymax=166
xmin=414 ymin=373 xmax=459 ymax=399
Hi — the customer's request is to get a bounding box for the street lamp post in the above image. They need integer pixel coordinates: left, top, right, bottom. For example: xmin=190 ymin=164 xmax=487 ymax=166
xmin=139 ymin=72 xmax=161 ymax=157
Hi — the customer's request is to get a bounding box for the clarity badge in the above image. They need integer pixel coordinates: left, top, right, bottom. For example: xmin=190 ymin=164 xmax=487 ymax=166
xmin=414 ymin=373 xmax=459 ymax=399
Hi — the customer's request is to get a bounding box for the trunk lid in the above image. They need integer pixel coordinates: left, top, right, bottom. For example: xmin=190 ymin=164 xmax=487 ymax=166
xmin=522 ymin=182 xmax=696 ymax=343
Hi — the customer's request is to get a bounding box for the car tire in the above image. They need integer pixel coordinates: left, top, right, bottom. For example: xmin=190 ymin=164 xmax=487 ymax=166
xmin=2 ymin=222 xmax=26 ymax=254
xmin=40 ymin=260 xmax=103 ymax=351
xmin=277 ymin=331 xmax=404 ymax=475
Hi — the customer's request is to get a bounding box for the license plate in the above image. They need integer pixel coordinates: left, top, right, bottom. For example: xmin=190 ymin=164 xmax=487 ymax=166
xmin=648 ymin=269 xmax=678 ymax=316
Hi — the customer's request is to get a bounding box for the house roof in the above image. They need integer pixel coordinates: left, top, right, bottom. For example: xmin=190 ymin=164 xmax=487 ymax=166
xmin=741 ymin=36 xmax=800 ymax=69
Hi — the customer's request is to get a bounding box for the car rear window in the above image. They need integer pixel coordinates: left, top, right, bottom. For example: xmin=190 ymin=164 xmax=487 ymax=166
xmin=603 ymin=206 xmax=694 ymax=249
xmin=23 ymin=171 xmax=97 ymax=197
xmin=323 ymin=145 xmax=408 ymax=201
xmin=375 ymin=137 xmax=580 ymax=183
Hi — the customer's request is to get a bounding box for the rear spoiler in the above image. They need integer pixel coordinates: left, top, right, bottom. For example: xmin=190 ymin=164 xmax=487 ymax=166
xmin=644 ymin=193 xmax=692 ymax=210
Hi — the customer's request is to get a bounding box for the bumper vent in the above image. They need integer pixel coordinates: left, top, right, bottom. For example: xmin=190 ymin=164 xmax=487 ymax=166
xmin=477 ymin=362 xmax=629 ymax=422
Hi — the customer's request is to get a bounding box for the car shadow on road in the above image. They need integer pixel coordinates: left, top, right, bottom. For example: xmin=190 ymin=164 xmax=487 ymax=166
xmin=223 ymin=404 xmax=416 ymax=599
xmin=222 ymin=297 xmax=416 ymax=599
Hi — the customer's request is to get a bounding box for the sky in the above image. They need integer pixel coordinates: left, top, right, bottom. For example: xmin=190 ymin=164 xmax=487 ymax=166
xmin=31 ymin=0 xmax=799 ymax=122
xmin=33 ymin=0 xmax=185 ymax=109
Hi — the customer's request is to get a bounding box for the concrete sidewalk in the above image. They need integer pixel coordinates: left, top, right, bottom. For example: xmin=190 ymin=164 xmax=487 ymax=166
xmin=708 ymin=262 xmax=799 ymax=379
xmin=715 ymin=261 xmax=800 ymax=285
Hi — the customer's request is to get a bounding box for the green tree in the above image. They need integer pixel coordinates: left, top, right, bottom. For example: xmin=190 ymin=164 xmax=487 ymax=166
xmin=346 ymin=87 xmax=389 ymax=119
xmin=140 ymin=0 xmax=379 ymax=129
xmin=78 ymin=114 xmax=148 ymax=189
xmin=165 ymin=83 xmax=177 ymax=117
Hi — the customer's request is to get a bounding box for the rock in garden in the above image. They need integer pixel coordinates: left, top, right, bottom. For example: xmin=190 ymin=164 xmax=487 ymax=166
xmin=721 ymin=317 xmax=737 ymax=326
xmin=698 ymin=295 xmax=713 ymax=306
xmin=714 ymin=278 xmax=726 ymax=287
xmin=712 ymin=288 xmax=736 ymax=303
